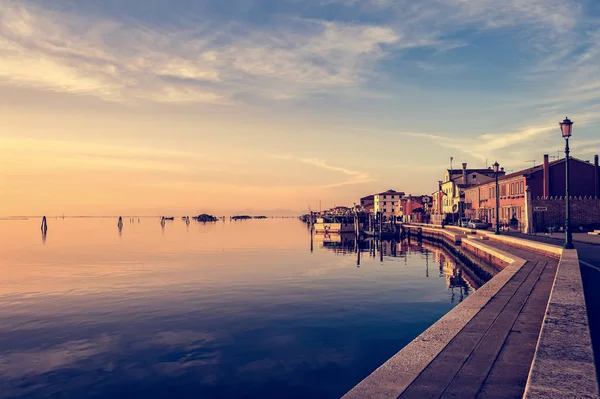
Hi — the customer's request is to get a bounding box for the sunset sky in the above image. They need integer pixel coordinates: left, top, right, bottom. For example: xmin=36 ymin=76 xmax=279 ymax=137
xmin=2 ymin=0 xmax=600 ymax=216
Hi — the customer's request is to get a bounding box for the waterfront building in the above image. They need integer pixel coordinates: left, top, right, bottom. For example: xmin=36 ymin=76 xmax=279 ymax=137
xmin=373 ymin=189 xmax=405 ymax=218
xmin=396 ymin=194 xmax=433 ymax=222
xmin=440 ymin=163 xmax=503 ymax=221
xmin=464 ymin=154 xmax=600 ymax=232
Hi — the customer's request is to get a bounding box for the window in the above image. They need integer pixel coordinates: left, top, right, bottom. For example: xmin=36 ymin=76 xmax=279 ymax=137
xmin=384 ymin=201 xmax=387 ymax=205
xmin=510 ymin=183 xmax=514 ymax=195
xmin=384 ymin=195 xmax=387 ymax=199
xmin=383 ymin=209 xmax=387 ymax=213
xmin=472 ymin=174 xmax=477 ymax=179
xmin=391 ymin=202 xmax=394 ymax=207
xmin=520 ymin=182 xmax=524 ymax=194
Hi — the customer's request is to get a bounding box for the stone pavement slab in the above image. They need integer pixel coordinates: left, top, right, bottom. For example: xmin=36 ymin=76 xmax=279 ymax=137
xmin=398 ymin=244 xmax=558 ymax=399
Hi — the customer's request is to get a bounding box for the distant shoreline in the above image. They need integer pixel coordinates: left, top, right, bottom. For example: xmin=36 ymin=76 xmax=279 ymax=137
xmin=0 ymin=215 xmax=299 ymax=220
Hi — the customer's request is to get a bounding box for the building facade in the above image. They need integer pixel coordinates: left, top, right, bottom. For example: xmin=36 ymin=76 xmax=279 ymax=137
xmin=464 ymin=154 xmax=600 ymax=232
xmin=396 ymin=195 xmax=433 ymax=222
xmin=373 ymin=189 xmax=405 ymax=218
xmin=441 ymin=163 xmax=503 ymax=218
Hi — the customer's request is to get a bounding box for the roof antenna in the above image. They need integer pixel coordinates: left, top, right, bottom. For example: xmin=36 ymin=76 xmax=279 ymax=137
xmin=525 ymin=160 xmax=536 ymax=167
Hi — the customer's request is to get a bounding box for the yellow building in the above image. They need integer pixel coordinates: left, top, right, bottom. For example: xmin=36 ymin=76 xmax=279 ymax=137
xmin=441 ymin=163 xmax=502 ymax=218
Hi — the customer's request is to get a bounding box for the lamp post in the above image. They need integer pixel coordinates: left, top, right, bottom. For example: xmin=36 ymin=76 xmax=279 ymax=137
xmin=493 ymin=162 xmax=500 ymax=235
xmin=560 ymin=117 xmax=574 ymax=249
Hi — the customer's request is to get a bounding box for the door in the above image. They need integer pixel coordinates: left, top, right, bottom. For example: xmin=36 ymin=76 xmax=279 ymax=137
xmin=534 ymin=212 xmax=545 ymax=234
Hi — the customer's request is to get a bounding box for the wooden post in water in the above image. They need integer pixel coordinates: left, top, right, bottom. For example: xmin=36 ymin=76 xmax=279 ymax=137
xmin=117 ymin=216 xmax=123 ymax=229
xmin=41 ymin=216 xmax=48 ymax=233
xmin=353 ymin=206 xmax=360 ymax=253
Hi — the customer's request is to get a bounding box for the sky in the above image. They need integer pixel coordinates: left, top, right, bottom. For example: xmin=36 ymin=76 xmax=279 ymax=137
xmin=2 ymin=0 xmax=600 ymax=216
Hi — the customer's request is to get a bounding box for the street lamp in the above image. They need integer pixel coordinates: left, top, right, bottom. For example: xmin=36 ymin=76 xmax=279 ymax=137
xmin=493 ymin=162 xmax=500 ymax=235
xmin=560 ymin=117 xmax=574 ymax=249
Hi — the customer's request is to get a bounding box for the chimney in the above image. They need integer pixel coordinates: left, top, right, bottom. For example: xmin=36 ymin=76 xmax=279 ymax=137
xmin=595 ymin=155 xmax=599 ymax=198
xmin=462 ymin=162 xmax=467 ymax=185
xmin=543 ymin=154 xmax=550 ymax=198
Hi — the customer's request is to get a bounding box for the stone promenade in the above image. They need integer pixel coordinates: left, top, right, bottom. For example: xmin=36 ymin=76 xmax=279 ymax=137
xmin=398 ymin=242 xmax=558 ymax=399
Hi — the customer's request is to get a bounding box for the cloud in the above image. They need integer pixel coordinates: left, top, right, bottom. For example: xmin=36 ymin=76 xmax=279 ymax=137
xmin=442 ymin=0 xmax=580 ymax=32
xmin=272 ymin=154 xmax=374 ymax=187
xmin=0 ymin=137 xmax=208 ymax=175
xmin=0 ymin=1 xmax=402 ymax=104
xmin=3 ymin=0 xmax=581 ymax=105
xmin=401 ymin=123 xmax=556 ymax=162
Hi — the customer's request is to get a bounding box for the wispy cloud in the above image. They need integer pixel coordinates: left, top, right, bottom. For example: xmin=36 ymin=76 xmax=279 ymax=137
xmin=0 ymin=1 xmax=402 ymax=103
xmin=2 ymin=0 xmax=584 ymax=105
xmin=401 ymin=123 xmax=556 ymax=162
xmin=272 ymin=154 xmax=374 ymax=187
xmin=0 ymin=137 xmax=207 ymax=175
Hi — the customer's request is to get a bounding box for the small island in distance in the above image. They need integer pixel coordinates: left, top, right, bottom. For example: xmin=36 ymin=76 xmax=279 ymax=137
xmin=183 ymin=214 xmax=269 ymax=222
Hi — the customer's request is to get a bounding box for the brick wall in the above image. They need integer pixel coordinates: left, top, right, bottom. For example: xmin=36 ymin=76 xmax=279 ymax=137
xmin=530 ymin=196 xmax=600 ymax=231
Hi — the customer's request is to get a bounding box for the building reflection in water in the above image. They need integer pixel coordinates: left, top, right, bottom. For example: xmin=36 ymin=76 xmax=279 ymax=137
xmin=312 ymin=233 xmax=484 ymax=304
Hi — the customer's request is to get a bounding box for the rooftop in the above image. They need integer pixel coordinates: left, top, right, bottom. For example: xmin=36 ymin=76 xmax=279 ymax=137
xmin=467 ymin=156 xmax=594 ymax=188
xmin=376 ymin=189 xmax=405 ymax=196
xmin=447 ymin=168 xmax=498 ymax=175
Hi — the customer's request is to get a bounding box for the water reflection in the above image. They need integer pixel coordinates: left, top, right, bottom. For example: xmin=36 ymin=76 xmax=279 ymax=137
xmin=1 ymin=218 xmax=495 ymax=399
xmin=313 ymin=232 xmax=484 ymax=302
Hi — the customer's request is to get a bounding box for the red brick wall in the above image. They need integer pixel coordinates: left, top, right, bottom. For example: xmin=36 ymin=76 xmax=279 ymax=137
xmin=531 ymin=197 xmax=600 ymax=231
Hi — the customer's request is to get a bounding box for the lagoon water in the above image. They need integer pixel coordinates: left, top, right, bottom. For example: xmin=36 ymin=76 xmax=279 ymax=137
xmin=0 ymin=218 xmax=483 ymax=398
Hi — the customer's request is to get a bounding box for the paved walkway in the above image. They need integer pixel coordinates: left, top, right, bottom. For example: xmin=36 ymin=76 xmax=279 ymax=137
xmin=505 ymin=231 xmax=600 ymax=383
xmin=399 ymin=243 xmax=559 ymax=399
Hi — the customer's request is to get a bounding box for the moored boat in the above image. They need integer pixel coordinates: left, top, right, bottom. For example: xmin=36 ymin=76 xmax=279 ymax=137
xmin=313 ymin=217 xmax=355 ymax=234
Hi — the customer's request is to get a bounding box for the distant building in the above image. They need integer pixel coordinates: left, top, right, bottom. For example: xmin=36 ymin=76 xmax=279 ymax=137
xmin=396 ymin=194 xmax=433 ymax=223
xmin=360 ymin=194 xmax=375 ymax=213
xmin=327 ymin=206 xmax=353 ymax=216
xmin=431 ymin=181 xmax=445 ymax=225
xmin=373 ymin=189 xmax=405 ymax=217
xmin=464 ymin=154 xmax=600 ymax=232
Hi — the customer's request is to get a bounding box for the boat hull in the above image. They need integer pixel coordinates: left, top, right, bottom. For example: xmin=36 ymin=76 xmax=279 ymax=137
xmin=314 ymin=223 xmax=355 ymax=234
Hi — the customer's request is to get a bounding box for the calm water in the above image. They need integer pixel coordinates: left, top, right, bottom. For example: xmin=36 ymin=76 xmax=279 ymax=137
xmin=0 ymin=218 xmax=483 ymax=399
